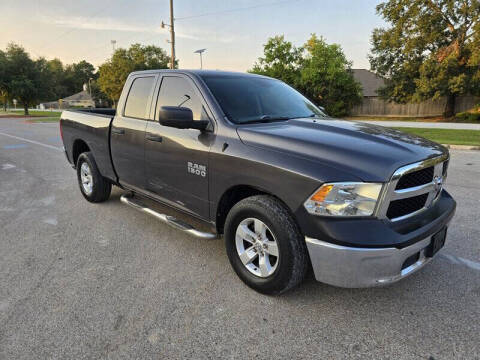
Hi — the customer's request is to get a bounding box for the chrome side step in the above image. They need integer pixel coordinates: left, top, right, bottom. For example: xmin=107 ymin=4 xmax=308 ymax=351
xmin=120 ymin=193 xmax=217 ymax=239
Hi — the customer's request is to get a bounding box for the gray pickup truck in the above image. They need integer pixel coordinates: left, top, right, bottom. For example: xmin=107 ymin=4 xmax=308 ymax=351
xmin=60 ymin=70 xmax=456 ymax=294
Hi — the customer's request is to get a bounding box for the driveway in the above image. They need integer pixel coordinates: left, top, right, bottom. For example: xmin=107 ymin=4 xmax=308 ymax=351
xmin=0 ymin=117 xmax=479 ymax=359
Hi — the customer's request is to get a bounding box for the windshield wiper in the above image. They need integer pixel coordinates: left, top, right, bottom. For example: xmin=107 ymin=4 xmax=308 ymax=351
xmin=242 ymin=115 xmax=291 ymax=124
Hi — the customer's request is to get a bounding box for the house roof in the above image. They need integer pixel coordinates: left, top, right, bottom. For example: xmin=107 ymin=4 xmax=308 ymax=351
xmin=352 ymin=69 xmax=385 ymax=97
xmin=62 ymin=90 xmax=93 ymax=102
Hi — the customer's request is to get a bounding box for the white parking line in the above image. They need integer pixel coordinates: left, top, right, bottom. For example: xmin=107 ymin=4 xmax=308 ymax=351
xmin=0 ymin=131 xmax=63 ymax=151
xmin=440 ymin=253 xmax=480 ymax=271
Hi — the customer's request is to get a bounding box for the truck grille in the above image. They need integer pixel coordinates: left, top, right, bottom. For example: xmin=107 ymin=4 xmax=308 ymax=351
xmin=377 ymin=155 xmax=449 ymax=221
xmin=395 ymin=166 xmax=433 ymax=190
xmin=387 ymin=193 xmax=428 ymax=219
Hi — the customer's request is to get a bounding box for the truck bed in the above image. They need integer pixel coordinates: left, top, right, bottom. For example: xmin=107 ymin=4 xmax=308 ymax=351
xmin=60 ymin=108 xmax=117 ymax=181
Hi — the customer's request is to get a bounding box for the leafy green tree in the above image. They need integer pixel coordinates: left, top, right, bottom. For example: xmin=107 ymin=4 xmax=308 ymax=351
xmin=250 ymin=35 xmax=303 ymax=86
xmin=299 ymin=35 xmax=362 ymax=116
xmin=250 ymin=34 xmax=362 ymax=116
xmin=370 ymin=0 xmax=480 ymax=117
xmin=46 ymin=58 xmax=69 ymax=99
xmin=0 ymin=50 xmax=10 ymax=111
xmin=4 ymin=43 xmax=44 ymax=115
xmin=90 ymin=81 xmax=111 ymax=107
xmin=63 ymin=60 xmax=96 ymax=96
xmin=98 ymin=43 xmax=172 ymax=104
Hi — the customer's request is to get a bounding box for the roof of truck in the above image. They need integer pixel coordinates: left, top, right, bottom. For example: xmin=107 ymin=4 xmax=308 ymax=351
xmin=130 ymin=69 xmax=267 ymax=78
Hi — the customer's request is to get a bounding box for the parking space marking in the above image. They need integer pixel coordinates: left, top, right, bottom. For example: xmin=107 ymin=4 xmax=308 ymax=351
xmin=1 ymin=163 xmax=16 ymax=170
xmin=440 ymin=253 xmax=480 ymax=271
xmin=3 ymin=144 xmax=28 ymax=149
xmin=0 ymin=131 xmax=63 ymax=151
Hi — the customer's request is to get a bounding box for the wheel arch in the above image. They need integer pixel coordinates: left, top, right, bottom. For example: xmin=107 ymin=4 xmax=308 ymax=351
xmin=215 ymin=184 xmax=293 ymax=235
xmin=72 ymin=139 xmax=90 ymax=167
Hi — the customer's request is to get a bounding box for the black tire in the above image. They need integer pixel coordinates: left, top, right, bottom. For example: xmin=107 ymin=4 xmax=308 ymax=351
xmin=224 ymin=195 xmax=308 ymax=295
xmin=76 ymin=152 xmax=112 ymax=203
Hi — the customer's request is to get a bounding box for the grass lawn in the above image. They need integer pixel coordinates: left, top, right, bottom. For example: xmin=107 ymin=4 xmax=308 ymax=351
xmin=4 ymin=110 xmax=62 ymax=117
xmin=393 ymin=127 xmax=480 ymax=146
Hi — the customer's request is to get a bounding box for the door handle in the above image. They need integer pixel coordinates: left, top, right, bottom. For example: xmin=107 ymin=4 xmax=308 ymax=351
xmin=112 ymin=128 xmax=125 ymax=135
xmin=146 ymin=134 xmax=163 ymax=142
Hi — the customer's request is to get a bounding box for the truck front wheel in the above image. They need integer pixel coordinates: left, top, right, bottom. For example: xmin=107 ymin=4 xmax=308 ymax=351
xmin=224 ymin=195 xmax=308 ymax=295
xmin=76 ymin=152 xmax=111 ymax=203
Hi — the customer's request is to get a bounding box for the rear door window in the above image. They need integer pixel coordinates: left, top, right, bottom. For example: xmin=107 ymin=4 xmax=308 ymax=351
xmin=124 ymin=76 xmax=155 ymax=119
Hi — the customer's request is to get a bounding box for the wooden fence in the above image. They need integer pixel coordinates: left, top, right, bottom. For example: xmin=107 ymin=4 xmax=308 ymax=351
xmin=351 ymin=96 xmax=479 ymax=117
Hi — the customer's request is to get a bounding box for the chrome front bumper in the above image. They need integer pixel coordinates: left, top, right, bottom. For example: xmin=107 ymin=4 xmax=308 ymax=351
xmin=305 ymin=236 xmax=438 ymax=288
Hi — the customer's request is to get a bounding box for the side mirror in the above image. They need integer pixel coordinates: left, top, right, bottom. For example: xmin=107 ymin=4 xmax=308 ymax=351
xmin=159 ymin=106 xmax=208 ymax=130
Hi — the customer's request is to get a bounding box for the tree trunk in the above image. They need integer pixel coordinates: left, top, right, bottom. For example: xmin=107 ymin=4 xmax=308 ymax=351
xmin=444 ymin=95 xmax=456 ymax=118
xmin=3 ymin=101 xmax=6 ymax=112
xmin=24 ymin=103 xmax=29 ymax=116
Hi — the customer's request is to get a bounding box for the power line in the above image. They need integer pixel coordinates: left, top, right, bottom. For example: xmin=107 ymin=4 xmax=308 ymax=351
xmin=35 ymin=2 xmax=121 ymax=54
xmin=175 ymin=0 xmax=302 ymax=21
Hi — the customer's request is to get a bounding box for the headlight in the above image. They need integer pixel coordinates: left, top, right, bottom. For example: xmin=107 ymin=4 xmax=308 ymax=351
xmin=304 ymin=182 xmax=383 ymax=217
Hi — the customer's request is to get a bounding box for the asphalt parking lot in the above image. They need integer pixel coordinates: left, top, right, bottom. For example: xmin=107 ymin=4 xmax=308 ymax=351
xmin=0 ymin=117 xmax=479 ymax=359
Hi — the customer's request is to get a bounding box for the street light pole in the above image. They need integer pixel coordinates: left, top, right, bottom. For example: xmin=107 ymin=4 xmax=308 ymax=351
xmin=88 ymin=78 xmax=93 ymax=98
xmin=194 ymin=49 xmax=207 ymax=69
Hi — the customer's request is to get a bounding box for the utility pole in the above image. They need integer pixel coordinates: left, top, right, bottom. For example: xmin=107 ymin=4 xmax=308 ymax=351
xmin=111 ymin=40 xmax=117 ymax=53
xmin=162 ymin=1 xmax=176 ymax=69
xmin=169 ymin=0 xmax=175 ymax=69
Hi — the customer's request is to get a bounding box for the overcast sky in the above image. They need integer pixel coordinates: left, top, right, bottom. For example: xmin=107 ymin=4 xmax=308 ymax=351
xmin=0 ymin=0 xmax=385 ymax=71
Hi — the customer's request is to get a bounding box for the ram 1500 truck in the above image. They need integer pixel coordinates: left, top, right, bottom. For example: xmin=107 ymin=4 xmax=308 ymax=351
xmin=60 ymin=70 xmax=456 ymax=294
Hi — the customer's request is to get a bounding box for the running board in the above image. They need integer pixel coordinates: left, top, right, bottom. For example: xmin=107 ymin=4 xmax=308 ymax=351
xmin=120 ymin=193 xmax=217 ymax=239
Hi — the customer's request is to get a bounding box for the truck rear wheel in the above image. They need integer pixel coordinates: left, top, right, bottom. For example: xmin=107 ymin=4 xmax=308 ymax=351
xmin=76 ymin=152 xmax=111 ymax=203
xmin=224 ymin=195 xmax=308 ymax=295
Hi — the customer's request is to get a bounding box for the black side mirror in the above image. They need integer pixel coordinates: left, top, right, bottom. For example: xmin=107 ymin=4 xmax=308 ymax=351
xmin=159 ymin=106 xmax=208 ymax=131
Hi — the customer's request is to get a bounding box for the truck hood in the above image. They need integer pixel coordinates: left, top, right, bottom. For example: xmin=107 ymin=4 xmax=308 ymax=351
xmin=236 ymin=118 xmax=448 ymax=182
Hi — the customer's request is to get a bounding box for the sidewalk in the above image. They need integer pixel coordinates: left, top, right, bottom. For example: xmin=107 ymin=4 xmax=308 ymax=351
xmin=359 ymin=120 xmax=480 ymax=130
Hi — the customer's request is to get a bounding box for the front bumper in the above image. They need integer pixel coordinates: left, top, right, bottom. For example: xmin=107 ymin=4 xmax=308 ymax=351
xmin=303 ymin=190 xmax=455 ymax=288
xmin=306 ymin=235 xmax=440 ymax=288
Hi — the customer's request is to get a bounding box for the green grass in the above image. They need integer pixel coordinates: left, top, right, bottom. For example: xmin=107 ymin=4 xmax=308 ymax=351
xmin=5 ymin=110 xmax=62 ymax=117
xmin=393 ymin=127 xmax=480 ymax=146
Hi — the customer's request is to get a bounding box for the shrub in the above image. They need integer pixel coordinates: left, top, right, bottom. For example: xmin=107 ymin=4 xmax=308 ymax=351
xmin=455 ymin=110 xmax=480 ymax=123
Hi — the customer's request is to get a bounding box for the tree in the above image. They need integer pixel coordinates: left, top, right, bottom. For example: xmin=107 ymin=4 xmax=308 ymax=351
xmin=299 ymin=35 xmax=362 ymax=116
xmin=46 ymin=58 xmax=68 ymax=99
xmin=250 ymin=35 xmax=303 ymax=87
xmin=90 ymin=81 xmax=111 ymax=107
xmin=0 ymin=50 xmax=10 ymax=111
xmin=370 ymin=0 xmax=480 ymax=117
xmin=64 ymin=60 xmax=96 ymax=94
xmin=250 ymin=35 xmax=362 ymax=116
xmin=98 ymin=43 xmax=172 ymax=104
xmin=4 ymin=43 xmax=43 ymax=115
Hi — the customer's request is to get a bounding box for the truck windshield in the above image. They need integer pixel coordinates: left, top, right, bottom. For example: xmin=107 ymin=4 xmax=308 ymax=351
xmin=201 ymin=75 xmax=327 ymax=124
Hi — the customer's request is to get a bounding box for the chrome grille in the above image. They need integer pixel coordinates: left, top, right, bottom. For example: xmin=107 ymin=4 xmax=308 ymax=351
xmin=376 ymin=154 xmax=449 ymax=222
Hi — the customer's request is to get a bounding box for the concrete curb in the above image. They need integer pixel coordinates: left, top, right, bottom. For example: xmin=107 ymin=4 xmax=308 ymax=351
xmin=442 ymin=144 xmax=480 ymax=151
